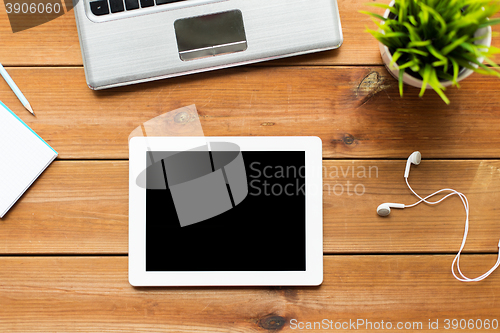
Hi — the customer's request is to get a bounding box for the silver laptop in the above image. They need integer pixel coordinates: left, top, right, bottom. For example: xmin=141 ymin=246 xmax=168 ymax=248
xmin=73 ymin=0 xmax=343 ymax=90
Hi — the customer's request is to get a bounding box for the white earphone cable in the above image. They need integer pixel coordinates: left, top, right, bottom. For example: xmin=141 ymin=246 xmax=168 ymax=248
xmin=405 ymin=178 xmax=500 ymax=282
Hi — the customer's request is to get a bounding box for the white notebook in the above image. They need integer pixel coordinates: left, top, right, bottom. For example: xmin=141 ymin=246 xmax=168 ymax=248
xmin=0 ymin=101 xmax=58 ymax=218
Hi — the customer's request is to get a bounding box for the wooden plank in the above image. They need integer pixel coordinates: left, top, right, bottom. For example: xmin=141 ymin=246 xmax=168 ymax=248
xmin=0 ymin=0 xmax=498 ymax=66
xmin=0 ymin=8 xmax=82 ymax=66
xmin=324 ymin=160 xmax=500 ymax=254
xmin=2 ymin=67 xmax=500 ymax=159
xmin=0 ymin=255 xmax=499 ymax=332
xmin=2 ymin=160 xmax=500 ymax=255
xmin=0 ymin=161 xmax=128 ymax=254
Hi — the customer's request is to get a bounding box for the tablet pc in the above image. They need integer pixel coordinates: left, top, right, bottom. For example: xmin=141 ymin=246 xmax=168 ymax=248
xmin=129 ymin=137 xmax=322 ymax=286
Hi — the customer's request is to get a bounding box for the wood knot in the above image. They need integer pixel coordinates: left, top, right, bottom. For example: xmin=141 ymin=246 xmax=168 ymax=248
xmin=174 ymin=111 xmax=190 ymax=124
xmin=259 ymin=315 xmax=286 ymax=330
xmin=357 ymin=71 xmax=382 ymax=96
xmin=343 ymin=133 xmax=355 ymax=145
xmin=355 ymin=71 xmax=392 ymax=107
xmin=261 ymin=122 xmax=275 ymax=126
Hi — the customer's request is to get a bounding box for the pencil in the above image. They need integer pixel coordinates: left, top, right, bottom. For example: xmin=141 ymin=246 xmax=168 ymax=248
xmin=0 ymin=62 xmax=35 ymax=116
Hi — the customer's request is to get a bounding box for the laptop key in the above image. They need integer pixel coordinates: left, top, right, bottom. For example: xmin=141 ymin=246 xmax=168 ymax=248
xmin=109 ymin=0 xmax=125 ymax=12
xmin=140 ymin=0 xmax=154 ymax=7
xmin=90 ymin=0 xmax=109 ymax=15
xmin=125 ymin=0 xmax=139 ymax=10
xmin=156 ymin=0 xmax=182 ymax=5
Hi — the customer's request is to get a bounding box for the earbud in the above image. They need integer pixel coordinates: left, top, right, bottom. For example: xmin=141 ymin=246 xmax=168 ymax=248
xmin=404 ymin=151 xmax=421 ymax=178
xmin=377 ymin=203 xmax=405 ymax=217
xmin=377 ymin=150 xmax=500 ymax=282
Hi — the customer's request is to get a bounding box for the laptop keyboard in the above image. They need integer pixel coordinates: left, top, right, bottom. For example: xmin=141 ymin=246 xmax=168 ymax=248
xmin=90 ymin=0 xmax=187 ymax=15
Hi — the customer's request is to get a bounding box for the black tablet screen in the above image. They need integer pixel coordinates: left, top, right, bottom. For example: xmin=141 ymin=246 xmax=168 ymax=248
xmin=146 ymin=151 xmax=306 ymax=271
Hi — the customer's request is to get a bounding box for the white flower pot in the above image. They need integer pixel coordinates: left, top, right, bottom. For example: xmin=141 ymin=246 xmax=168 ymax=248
xmin=379 ymin=1 xmax=493 ymax=89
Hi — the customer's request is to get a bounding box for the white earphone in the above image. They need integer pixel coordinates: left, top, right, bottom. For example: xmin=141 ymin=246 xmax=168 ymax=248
xmin=377 ymin=151 xmax=500 ymax=282
xmin=376 ymin=203 xmax=405 ymax=217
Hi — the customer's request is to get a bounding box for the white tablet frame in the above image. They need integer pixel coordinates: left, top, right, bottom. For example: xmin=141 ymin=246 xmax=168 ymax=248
xmin=129 ymin=136 xmax=323 ymax=286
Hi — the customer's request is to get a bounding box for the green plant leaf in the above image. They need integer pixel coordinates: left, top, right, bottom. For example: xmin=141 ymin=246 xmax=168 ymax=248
xmin=483 ymin=57 xmax=500 ymax=78
xmin=432 ymin=60 xmax=448 ymax=68
xmin=460 ymin=42 xmax=482 ymax=57
xmin=441 ymin=35 xmax=469 ymax=55
xmin=359 ymin=11 xmax=387 ymax=22
xmin=452 ymin=57 xmax=478 ymax=71
xmin=449 ymin=57 xmax=461 ymax=87
xmin=436 ymin=72 xmax=455 ymax=82
xmin=429 ymin=83 xmax=450 ymax=104
xmin=398 ymin=48 xmax=429 ymax=56
xmin=366 ymin=3 xmax=399 ymax=16
xmin=398 ymin=60 xmax=417 ymax=70
xmin=419 ymin=64 xmax=432 ymax=97
xmin=408 ymin=15 xmax=418 ymax=26
xmin=402 ymin=22 xmax=423 ymax=43
xmin=479 ymin=18 xmax=500 ymax=28
xmin=428 ymin=71 xmax=450 ymax=105
xmin=399 ymin=0 xmax=407 ymax=23
xmin=426 ymin=44 xmax=448 ymax=71
xmin=384 ymin=32 xmax=410 ymax=38
xmin=399 ymin=69 xmax=404 ymax=97
xmin=370 ymin=17 xmax=388 ymax=31
xmin=419 ymin=3 xmax=447 ymax=37
xmin=408 ymin=40 xmax=432 ymax=47
xmin=390 ymin=51 xmax=403 ymax=69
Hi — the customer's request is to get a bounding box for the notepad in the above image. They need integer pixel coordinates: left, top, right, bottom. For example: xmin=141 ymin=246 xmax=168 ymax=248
xmin=0 ymin=101 xmax=57 ymax=218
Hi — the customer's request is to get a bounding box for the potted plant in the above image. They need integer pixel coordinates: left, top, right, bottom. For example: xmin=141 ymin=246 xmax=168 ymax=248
xmin=362 ymin=0 xmax=500 ymax=104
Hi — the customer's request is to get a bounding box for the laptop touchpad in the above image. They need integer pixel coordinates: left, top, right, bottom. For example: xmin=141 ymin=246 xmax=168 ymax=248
xmin=174 ymin=10 xmax=247 ymax=61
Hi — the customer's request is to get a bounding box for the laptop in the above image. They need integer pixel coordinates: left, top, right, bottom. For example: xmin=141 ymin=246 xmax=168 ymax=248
xmin=73 ymin=0 xmax=343 ymax=90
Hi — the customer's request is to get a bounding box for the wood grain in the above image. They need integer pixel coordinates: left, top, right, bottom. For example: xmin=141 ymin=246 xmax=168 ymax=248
xmin=0 ymin=255 xmax=499 ymax=332
xmin=2 ymin=160 xmax=500 ymax=255
xmin=324 ymin=160 xmax=500 ymax=254
xmin=0 ymin=0 xmax=498 ymax=66
xmin=1 ymin=67 xmax=500 ymax=159
xmin=0 ymin=161 xmax=128 ymax=254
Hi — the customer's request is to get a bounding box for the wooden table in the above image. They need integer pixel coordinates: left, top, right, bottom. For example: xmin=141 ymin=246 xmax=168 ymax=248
xmin=1 ymin=1 xmax=500 ymax=332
